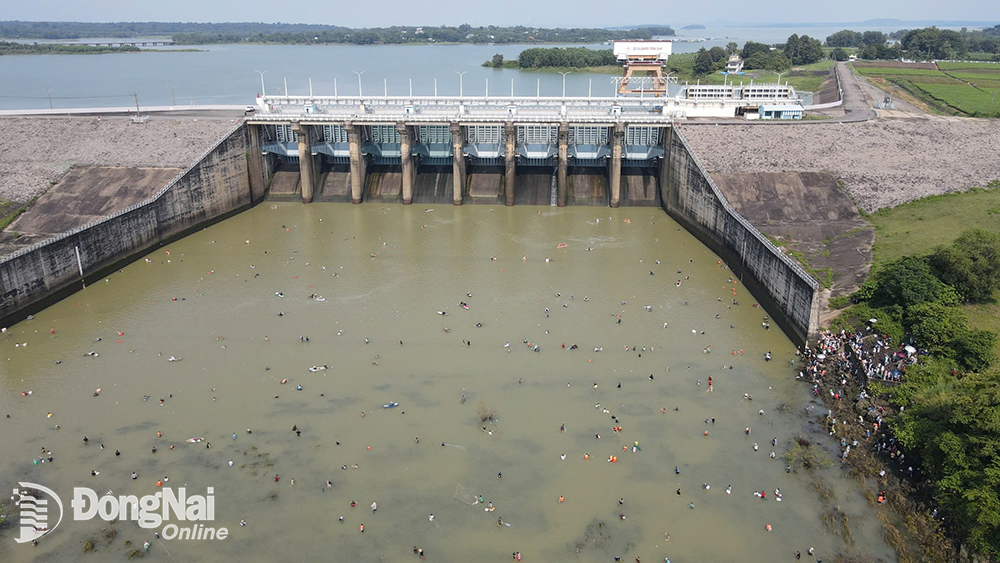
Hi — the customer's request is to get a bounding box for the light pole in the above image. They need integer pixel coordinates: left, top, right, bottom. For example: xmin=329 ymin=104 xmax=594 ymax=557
xmin=167 ymin=85 xmax=176 ymax=106
xmin=353 ymin=70 xmax=366 ymax=98
xmin=42 ymin=89 xmax=53 ymax=110
xmin=558 ymin=71 xmax=572 ymax=97
xmin=775 ymin=71 xmax=787 ymax=85
xmin=254 ymin=70 xmax=267 ymax=96
xmin=455 ymin=71 xmax=468 ymax=98
xmin=991 ymin=91 xmax=997 ymax=116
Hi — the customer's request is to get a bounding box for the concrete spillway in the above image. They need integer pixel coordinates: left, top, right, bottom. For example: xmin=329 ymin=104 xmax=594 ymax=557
xmin=0 ymin=123 xmax=821 ymax=346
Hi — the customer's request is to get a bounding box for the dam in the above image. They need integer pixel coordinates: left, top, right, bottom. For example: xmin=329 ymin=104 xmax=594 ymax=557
xmin=0 ymin=103 xmax=890 ymax=561
xmin=0 ymin=98 xmax=819 ymax=346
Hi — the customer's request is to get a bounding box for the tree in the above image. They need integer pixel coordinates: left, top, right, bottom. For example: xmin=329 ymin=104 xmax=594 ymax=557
xmin=693 ymin=47 xmax=714 ymax=75
xmin=830 ymin=47 xmax=849 ymax=61
xmin=726 ymin=41 xmax=739 ymax=55
xmin=869 ymin=255 xmax=955 ymax=310
xmin=708 ymin=46 xmax=727 ymax=63
xmin=827 ymin=30 xmax=862 ymax=48
xmin=907 ymin=302 xmax=968 ymax=355
xmin=861 ymin=31 xmax=887 ymax=46
xmin=491 ymin=53 xmax=504 ymax=68
xmin=741 ymin=41 xmax=771 ymax=60
xmin=784 ymin=34 xmax=801 ymax=64
xmin=954 ymin=329 xmax=998 ymax=371
xmin=930 ymin=228 xmax=1000 ymax=302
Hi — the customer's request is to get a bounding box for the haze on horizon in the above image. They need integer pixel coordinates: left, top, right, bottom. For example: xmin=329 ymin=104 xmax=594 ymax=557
xmin=2 ymin=0 xmax=997 ymax=28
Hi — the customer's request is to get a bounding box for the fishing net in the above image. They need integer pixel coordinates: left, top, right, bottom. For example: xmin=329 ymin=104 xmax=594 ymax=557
xmin=453 ymin=484 xmax=480 ymax=506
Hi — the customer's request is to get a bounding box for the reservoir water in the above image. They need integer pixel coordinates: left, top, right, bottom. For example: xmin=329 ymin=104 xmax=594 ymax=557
xmin=0 ymin=203 xmax=894 ymax=561
xmin=1 ymin=21 xmax=940 ymax=111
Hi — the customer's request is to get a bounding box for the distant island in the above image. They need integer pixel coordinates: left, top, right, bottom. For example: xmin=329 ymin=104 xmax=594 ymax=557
xmin=0 ymin=21 xmax=674 ymax=46
xmin=681 ymin=25 xmax=706 ymax=30
xmin=0 ymin=41 xmax=199 ymax=55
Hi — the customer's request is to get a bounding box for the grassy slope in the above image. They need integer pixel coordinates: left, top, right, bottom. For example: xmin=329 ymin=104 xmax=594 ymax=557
xmin=867 ymin=186 xmax=1000 ymax=355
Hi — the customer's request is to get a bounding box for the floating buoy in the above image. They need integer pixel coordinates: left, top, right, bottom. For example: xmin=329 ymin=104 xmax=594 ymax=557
xmin=766 ymin=524 xmax=772 ymax=532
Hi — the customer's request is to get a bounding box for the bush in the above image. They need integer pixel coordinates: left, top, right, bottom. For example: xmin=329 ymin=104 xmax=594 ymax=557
xmin=869 ymin=255 xmax=954 ymax=310
xmin=929 ymin=228 xmax=1000 ymax=303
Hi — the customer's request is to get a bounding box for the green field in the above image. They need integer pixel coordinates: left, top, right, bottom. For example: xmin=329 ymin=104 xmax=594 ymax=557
xmin=943 ymin=70 xmax=1000 ymax=82
xmin=854 ymin=66 xmax=945 ymax=76
xmin=667 ymin=53 xmax=831 ymax=92
xmin=857 ymin=62 xmax=1000 ymax=117
xmin=912 ymin=82 xmax=1000 ymax=117
xmin=869 ymin=187 xmax=1000 ymax=267
xmin=936 ymin=61 xmax=1000 ymax=70
xmin=867 ymin=185 xmax=1000 ymax=354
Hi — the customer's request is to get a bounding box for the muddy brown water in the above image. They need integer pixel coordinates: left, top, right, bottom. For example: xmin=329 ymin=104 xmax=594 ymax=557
xmin=0 ymin=204 xmax=893 ymax=562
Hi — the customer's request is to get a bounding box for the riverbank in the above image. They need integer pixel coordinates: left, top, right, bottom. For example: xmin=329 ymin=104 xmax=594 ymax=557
xmin=798 ymin=331 xmax=964 ymax=562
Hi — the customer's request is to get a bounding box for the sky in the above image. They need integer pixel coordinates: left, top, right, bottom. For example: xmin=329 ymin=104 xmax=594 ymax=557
xmin=2 ymin=0 xmax=997 ymax=27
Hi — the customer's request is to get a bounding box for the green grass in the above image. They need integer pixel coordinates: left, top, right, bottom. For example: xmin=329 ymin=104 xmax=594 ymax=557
xmin=868 ymin=185 xmax=1000 ymax=358
xmin=911 ymin=82 xmax=1000 ymax=117
xmin=936 ymin=61 xmax=1000 ymax=70
xmin=868 ymin=186 xmax=1000 ymax=267
xmin=854 ymin=66 xmax=945 ymax=76
xmin=0 ymin=199 xmax=27 ymax=231
xmin=666 ymin=53 xmax=833 ymax=92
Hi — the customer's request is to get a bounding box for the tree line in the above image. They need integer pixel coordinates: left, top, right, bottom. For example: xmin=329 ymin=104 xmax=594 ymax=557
xmin=0 ymin=41 xmax=140 ymax=55
xmin=0 ymin=21 xmax=674 ymax=45
xmin=691 ymin=34 xmax=825 ymax=75
xmin=827 ymin=25 xmax=1000 ymax=60
xmin=832 ymin=227 xmax=1000 ymax=558
xmin=171 ymin=25 xmax=674 ymax=46
xmin=0 ymin=21 xmax=347 ymax=39
xmin=495 ymin=47 xmax=617 ymax=69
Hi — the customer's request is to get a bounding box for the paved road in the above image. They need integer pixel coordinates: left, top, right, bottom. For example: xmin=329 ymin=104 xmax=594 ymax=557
xmin=835 ymin=62 xmax=878 ymax=122
xmin=0 ymin=105 xmax=249 ymax=119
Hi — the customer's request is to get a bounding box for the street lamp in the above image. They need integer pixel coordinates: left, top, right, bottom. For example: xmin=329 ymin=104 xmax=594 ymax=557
xmin=455 ymin=71 xmax=468 ymax=98
xmin=991 ymin=91 xmax=997 ymax=115
xmin=167 ymin=85 xmax=176 ymax=106
xmin=775 ymin=71 xmax=787 ymax=85
xmin=254 ymin=70 xmax=267 ymax=96
xmin=558 ymin=71 xmax=572 ymax=97
xmin=353 ymin=70 xmax=366 ymax=98
xmin=42 ymin=88 xmax=53 ymax=110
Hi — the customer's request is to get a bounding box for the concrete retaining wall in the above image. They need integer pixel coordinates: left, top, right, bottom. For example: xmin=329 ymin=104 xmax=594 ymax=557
xmin=661 ymin=128 xmax=819 ymax=345
xmin=0 ymin=122 xmax=266 ymax=326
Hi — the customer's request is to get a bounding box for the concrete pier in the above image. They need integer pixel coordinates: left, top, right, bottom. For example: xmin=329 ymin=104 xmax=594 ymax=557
xmin=557 ymin=123 xmax=569 ymax=207
xmin=609 ymin=123 xmax=624 ymax=208
xmin=450 ymin=123 xmax=465 ymax=205
xmin=345 ymin=122 xmax=366 ymax=204
xmin=504 ymin=122 xmax=516 ymax=206
xmin=397 ymin=123 xmax=414 ymax=205
xmin=292 ymin=123 xmax=315 ymax=203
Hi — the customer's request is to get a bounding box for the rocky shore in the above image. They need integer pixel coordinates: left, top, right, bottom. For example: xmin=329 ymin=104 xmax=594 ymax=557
xmin=682 ymin=116 xmax=1000 ymax=212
